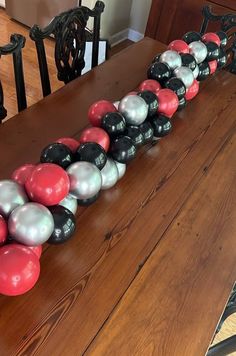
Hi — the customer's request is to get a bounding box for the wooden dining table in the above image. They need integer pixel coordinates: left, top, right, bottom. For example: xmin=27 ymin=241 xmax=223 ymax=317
xmin=0 ymin=37 xmax=236 ymax=356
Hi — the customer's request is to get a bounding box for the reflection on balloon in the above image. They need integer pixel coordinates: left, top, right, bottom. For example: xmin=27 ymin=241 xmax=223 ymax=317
xmin=189 ymin=41 xmax=208 ymax=64
xmin=147 ymin=62 xmax=171 ymax=85
xmin=209 ymin=60 xmax=217 ymax=75
xmin=125 ymin=126 xmax=144 ymax=147
xmin=173 ymin=66 xmax=194 ymax=88
xmin=40 ymin=143 xmax=73 ymax=169
xmin=80 ymin=127 xmax=110 ymax=152
xmin=185 ymin=80 xmax=199 ymax=101
xmin=150 ymin=115 xmax=172 ymax=138
xmin=88 ymin=100 xmax=117 ymax=127
xmin=75 ymin=142 xmax=107 ymax=170
xmin=217 ymin=31 xmax=228 ymax=47
xmin=59 ymin=194 xmax=78 ymax=215
xmin=178 ymin=96 xmax=187 ymax=111
xmin=101 ymin=158 xmax=119 ymax=190
xmin=205 ymin=42 xmax=220 ymax=61
xmin=0 ymin=180 xmax=28 ymax=218
xmin=137 ymin=90 xmax=159 ymax=117
xmin=27 ymin=245 xmax=42 ymax=259
xmin=101 ymin=112 xmax=126 ymax=137
xmin=118 ymin=95 xmax=148 ymax=126
xmin=138 ymin=79 xmax=161 ymax=95
xmin=160 ymin=50 xmax=182 ymax=70
xmin=165 ymin=78 xmax=186 ymax=99
xmin=114 ymin=161 xmax=126 ymax=180
xmin=182 ymin=31 xmax=202 ymax=44
xmin=47 ymin=206 xmax=76 ymax=245
xmin=168 ymin=40 xmax=189 ymax=54
xmin=202 ymin=32 xmax=221 ymax=46
xmin=156 ymin=89 xmax=179 ymax=118
xmin=180 ymin=53 xmax=197 ymax=71
xmin=139 ymin=121 xmax=154 ymax=143
xmin=12 ymin=164 xmax=36 ymax=186
xmin=110 ymin=136 xmax=137 ymax=164
xmin=197 ymin=62 xmax=210 ymax=81
xmin=56 ymin=137 xmax=80 ymax=153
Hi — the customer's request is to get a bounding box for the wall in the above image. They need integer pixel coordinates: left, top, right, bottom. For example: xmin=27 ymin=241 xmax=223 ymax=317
xmin=130 ymin=0 xmax=152 ymax=34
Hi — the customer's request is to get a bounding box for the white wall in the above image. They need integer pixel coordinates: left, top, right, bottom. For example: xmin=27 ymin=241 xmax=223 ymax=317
xmin=0 ymin=0 xmax=5 ymax=7
xmin=130 ymin=0 xmax=152 ymax=34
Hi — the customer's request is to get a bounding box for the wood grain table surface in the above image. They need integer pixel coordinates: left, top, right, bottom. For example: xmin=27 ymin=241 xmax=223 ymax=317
xmin=0 ymin=37 xmax=235 ymax=356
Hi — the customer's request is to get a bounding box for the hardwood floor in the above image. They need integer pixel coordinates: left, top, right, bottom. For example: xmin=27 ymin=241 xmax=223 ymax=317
xmin=0 ymin=7 xmax=235 ymax=352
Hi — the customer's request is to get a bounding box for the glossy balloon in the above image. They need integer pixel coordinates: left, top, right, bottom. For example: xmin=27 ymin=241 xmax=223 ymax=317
xmin=0 ymin=244 xmax=40 ymax=296
xmin=47 ymin=206 xmax=76 ymax=245
xmin=118 ymin=95 xmax=148 ymax=126
xmin=77 ymin=192 xmax=100 ymax=206
xmin=12 ymin=164 xmax=36 ymax=186
xmin=40 ymin=143 xmax=73 ymax=169
xmin=56 ymin=137 xmax=80 ymax=153
xmin=113 ymin=101 xmax=120 ymax=110
xmin=173 ymin=66 xmax=194 ymax=88
xmin=88 ymin=100 xmax=117 ymax=127
xmin=189 ymin=41 xmax=208 ymax=64
xmin=8 ymin=202 xmax=54 ymax=246
xmin=150 ymin=115 xmax=172 ymax=138
xmin=165 ymin=78 xmax=186 ymax=99
xmin=205 ymin=42 xmax=220 ymax=61
xmin=114 ymin=161 xmax=126 ymax=180
xmin=67 ymin=162 xmax=102 ymax=200
xmin=168 ymin=39 xmax=189 ymax=54
xmin=139 ymin=121 xmax=154 ymax=143
xmin=180 ymin=53 xmax=197 ymax=71
xmin=138 ymin=79 xmax=161 ymax=95
xmin=160 ymin=50 xmax=182 ymax=70
xmin=0 ymin=215 xmax=7 ymax=246
xmin=152 ymin=53 xmax=161 ymax=63
xmin=217 ymin=47 xmax=227 ymax=68
xmin=178 ymin=96 xmax=187 ymax=111
xmin=59 ymin=194 xmax=78 ymax=215
xmin=125 ymin=126 xmax=144 ymax=147
xmin=185 ymin=79 xmax=200 ymax=101
xmin=110 ymin=136 xmax=137 ymax=164
xmin=202 ymin=32 xmax=221 ymax=46
xmin=147 ymin=62 xmax=171 ymax=85
xmin=209 ymin=60 xmax=217 ymax=74
xmin=192 ymin=64 xmax=200 ymax=79
xmin=27 ymin=245 xmax=42 ymax=259
xmin=156 ymin=89 xmax=179 ymax=118
xmin=101 ymin=158 xmax=119 ymax=190
xmin=25 ymin=163 xmax=70 ymax=206
xmin=217 ymin=31 xmax=228 ymax=47
xmin=0 ymin=180 xmax=28 ymax=218
xmin=197 ymin=61 xmax=210 ymax=81
xmin=80 ymin=127 xmax=110 ymax=152
xmin=101 ymin=112 xmax=126 ymax=137
xmin=182 ymin=31 xmax=202 ymax=44
xmin=75 ymin=142 xmax=107 ymax=170
xmin=137 ymin=90 xmax=158 ymax=117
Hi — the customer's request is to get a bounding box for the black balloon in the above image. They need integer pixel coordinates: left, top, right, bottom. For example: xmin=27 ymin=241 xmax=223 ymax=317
xmin=180 ymin=53 xmax=197 ymax=71
xmin=110 ymin=136 xmax=137 ymax=163
xmin=152 ymin=53 xmax=161 ymax=63
xmin=217 ymin=47 xmax=227 ymax=69
xmin=139 ymin=121 xmax=154 ymax=143
xmin=40 ymin=143 xmax=73 ymax=169
xmin=178 ymin=96 xmax=187 ymax=111
xmin=125 ymin=126 xmax=144 ymax=147
xmin=149 ymin=114 xmax=172 ymax=138
xmin=137 ymin=90 xmax=158 ymax=117
xmin=101 ymin=112 xmax=126 ymax=137
xmin=75 ymin=142 xmax=107 ymax=170
xmin=47 ymin=205 xmax=76 ymax=245
xmin=217 ymin=31 xmax=228 ymax=47
xmin=147 ymin=62 xmax=171 ymax=85
xmin=205 ymin=42 xmax=220 ymax=61
xmin=77 ymin=192 xmax=100 ymax=206
xmin=197 ymin=61 xmax=210 ymax=81
xmin=182 ymin=31 xmax=202 ymax=44
xmin=165 ymin=78 xmax=186 ymax=99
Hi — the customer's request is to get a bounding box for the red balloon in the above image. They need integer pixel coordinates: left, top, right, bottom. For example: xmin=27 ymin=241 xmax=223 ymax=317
xmin=56 ymin=137 xmax=80 ymax=153
xmin=185 ymin=80 xmax=200 ymax=101
xmin=209 ymin=60 xmax=217 ymax=75
xmin=156 ymin=89 xmax=179 ymax=118
xmin=27 ymin=245 xmax=42 ymax=259
xmin=88 ymin=100 xmax=117 ymax=127
xmin=0 ymin=244 xmax=40 ymax=296
xmin=168 ymin=40 xmax=189 ymax=53
xmin=202 ymin=32 xmax=221 ymax=46
xmin=25 ymin=163 xmax=70 ymax=206
xmin=0 ymin=215 xmax=7 ymax=246
xmin=80 ymin=127 xmax=110 ymax=152
xmin=138 ymin=80 xmax=161 ymax=95
xmin=12 ymin=164 xmax=36 ymax=186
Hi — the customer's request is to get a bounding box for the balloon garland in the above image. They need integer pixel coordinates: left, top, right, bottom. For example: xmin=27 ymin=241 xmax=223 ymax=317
xmin=0 ymin=31 xmax=228 ymax=296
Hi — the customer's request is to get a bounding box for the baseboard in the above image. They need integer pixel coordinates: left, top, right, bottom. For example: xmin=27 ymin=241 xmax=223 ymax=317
xmin=128 ymin=29 xmax=144 ymax=42
xmin=110 ymin=28 xmax=144 ymax=47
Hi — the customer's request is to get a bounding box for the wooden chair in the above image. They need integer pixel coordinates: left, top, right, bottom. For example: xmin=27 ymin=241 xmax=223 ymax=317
xmin=200 ymin=5 xmax=236 ymax=74
xmin=29 ymin=1 xmax=105 ymax=98
xmin=0 ymin=34 xmax=27 ymax=123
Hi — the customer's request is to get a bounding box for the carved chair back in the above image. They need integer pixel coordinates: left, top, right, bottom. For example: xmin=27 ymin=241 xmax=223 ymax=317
xmin=0 ymin=34 xmax=27 ymax=123
xmin=30 ymin=1 xmax=105 ymax=97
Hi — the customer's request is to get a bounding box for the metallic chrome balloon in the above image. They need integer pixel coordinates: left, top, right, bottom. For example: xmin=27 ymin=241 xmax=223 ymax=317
xmin=0 ymin=180 xmax=28 ymax=218
xmin=118 ymin=95 xmax=148 ymax=126
xmin=173 ymin=66 xmax=194 ymax=88
xmin=101 ymin=158 xmax=119 ymax=190
xmin=114 ymin=161 xmax=126 ymax=180
xmin=189 ymin=41 xmax=208 ymax=64
xmin=67 ymin=162 xmax=102 ymax=200
xmin=193 ymin=64 xmax=199 ymax=79
xmin=160 ymin=50 xmax=182 ymax=70
xmin=59 ymin=194 xmax=78 ymax=215
xmin=8 ymin=202 xmax=54 ymax=246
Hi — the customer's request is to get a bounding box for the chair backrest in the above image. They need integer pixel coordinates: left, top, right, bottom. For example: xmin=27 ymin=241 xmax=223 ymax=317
xmin=200 ymin=5 xmax=236 ymax=73
xmin=29 ymin=1 xmax=105 ymax=97
xmin=0 ymin=34 xmax=27 ymax=123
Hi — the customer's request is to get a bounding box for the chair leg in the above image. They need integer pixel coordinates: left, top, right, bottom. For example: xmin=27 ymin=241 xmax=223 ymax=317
xmin=207 ymin=335 xmax=236 ymax=356
xmin=0 ymin=80 xmax=7 ymax=122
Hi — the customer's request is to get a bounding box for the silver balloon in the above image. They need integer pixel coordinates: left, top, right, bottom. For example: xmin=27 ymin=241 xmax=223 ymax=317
xmin=193 ymin=64 xmax=199 ymax=79
xmin=160 ymin=50 xmax=182 ymax=70
xmin=189 ymin=41 xmax=207 ymax=64
xmin=0 ymin=180 xmax=28 ymax=218
xmin=113 ymin=101 xmax=120 ymax=110
xmin=101 ymin=158 xmax=119 ymax=190
xmin=59 ymin=194 xmax=78 ymax=215
xmin=8 ymin=202 xmax=54 ymax=246
xmin=67 ymin=162 xmax=102 ymax=200
xmin=118 ymin=95 xmax=148 ymax=126
xmin=173 ymin=66 xmax=194 ymax=88
xmin=115 ymin=161 xmax=126 ymax=180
